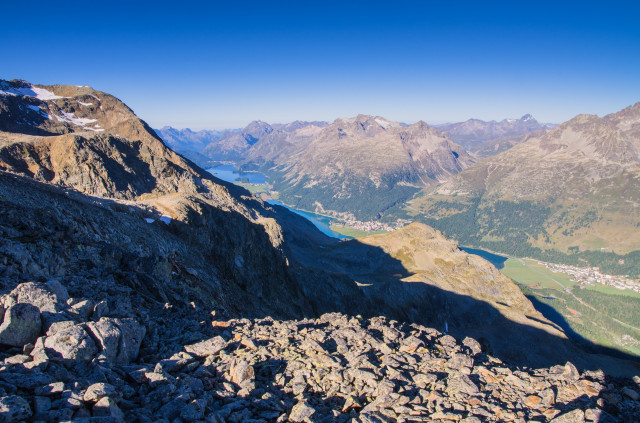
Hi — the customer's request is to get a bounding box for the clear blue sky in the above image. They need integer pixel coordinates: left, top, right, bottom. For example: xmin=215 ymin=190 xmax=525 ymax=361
xmin=2 ymin=1 xmax=639 ymax=129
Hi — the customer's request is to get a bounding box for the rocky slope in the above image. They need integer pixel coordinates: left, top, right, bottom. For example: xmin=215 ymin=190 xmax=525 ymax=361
xmin=435 ymin=114 xmax=553 ymax=152
xmin=0 ymin=79 xmax=584 ymax=364
xmin=407 ymin=103 xmax=640 ymax=262
xmin=473 ymin=128 xmax=550 ymax=158
xmin=1 ymin=79 xmax=638 ymax=421
xmin=2 ymin=301 xmax=638 ymax=422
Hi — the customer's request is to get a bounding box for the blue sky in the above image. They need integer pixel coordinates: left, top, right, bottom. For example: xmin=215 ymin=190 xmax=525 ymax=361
xmin=2 ymin=1 xmax=639 ymax=129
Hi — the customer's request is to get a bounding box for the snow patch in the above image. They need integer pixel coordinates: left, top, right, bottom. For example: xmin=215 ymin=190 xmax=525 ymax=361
xmin=53 ymin=111 xmax=97 ymax=126
xmin=159 ymin=215 xmax=172 ymax=225
xmin=77 ymin=101 xmax=93 ymax=106
xmin=375 ymin=118 xmax=399 ymax=130
xmin=0 ymin=85 xmax=63 ymax=100
xmin=144 ymin=218 xmax=155 ymax=224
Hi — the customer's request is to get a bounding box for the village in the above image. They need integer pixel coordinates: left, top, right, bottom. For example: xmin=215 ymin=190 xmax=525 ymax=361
xmin=339 ymin=217 xmax=396 ymax=233
xmin=542 ymin=261 xmax=640 ymax=294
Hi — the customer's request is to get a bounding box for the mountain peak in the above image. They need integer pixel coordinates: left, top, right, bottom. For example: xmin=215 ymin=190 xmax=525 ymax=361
xmin=520 ymin=113 xmax=534 ymax=121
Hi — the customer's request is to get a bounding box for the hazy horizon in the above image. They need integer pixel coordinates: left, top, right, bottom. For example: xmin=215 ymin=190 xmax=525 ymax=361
xmin=2 ymin=1 xmax=639 ymax=130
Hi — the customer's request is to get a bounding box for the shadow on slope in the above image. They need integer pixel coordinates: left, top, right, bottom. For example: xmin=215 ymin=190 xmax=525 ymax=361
xmin=265 ymin=203 xmax=640 ymax=375
xmin=0 ymin=170 xmax=638 ymax=379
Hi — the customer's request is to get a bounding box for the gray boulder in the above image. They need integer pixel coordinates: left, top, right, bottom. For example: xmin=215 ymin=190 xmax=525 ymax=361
xmin=184 ymin=336 xmax=226 ymax=357
xmin=44 ymin=325 xmax=98 ymax=361
xmin=6 ymin=282 xmax=61 ymax=313
xmin=0 ymin=303 xmax=41 ymax=347
xmin=44 ymin=280 xmax=69 ymax=303
xmin=86 ymin=317 xmax=145 ymax=364
xmin=84 ymin=383 xmax=119 ymax=403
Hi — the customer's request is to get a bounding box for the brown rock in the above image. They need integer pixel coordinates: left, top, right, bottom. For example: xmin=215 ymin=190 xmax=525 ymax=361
xmin=523 ymin=395 xmax=542 ymax=408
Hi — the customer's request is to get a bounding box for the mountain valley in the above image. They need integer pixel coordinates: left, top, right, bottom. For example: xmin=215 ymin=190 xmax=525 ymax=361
xmin=0 ymin=79 xmax=638 ymax=421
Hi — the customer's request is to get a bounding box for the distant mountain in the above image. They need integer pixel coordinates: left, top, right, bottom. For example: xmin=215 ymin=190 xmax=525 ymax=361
xmin=474 ymin=127 xmax=551 ymax=158
xmin=200 ymin=120 xmax=273 ymax=161
xmin=247 ymin=115 xmax=474 ymax=220
xmin=197 ymin=120 xmax=327 ymax=162
xmin=435 ymin=114 xmax=554 ymax=152
xmin=154 ymin=126 xmax=228 ymax=153
xmin=271 ymin=120 xmax=328 ymax=132
xmin=405 ymin=102 xmax=640 ymax=276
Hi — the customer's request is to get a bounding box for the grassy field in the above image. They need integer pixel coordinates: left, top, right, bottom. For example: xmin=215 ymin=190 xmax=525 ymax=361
xmin=586 ymin=283 xmax=640 ymax=299
xmin=330 ymin=224 xmax=388 ymax=238
xmin=504 ymin=260 xmax=640 ymax=359
xmin=238 ymin=183 xmax=269 ymax=195
xmin=501 ymin=258 xmax=575 ymax=289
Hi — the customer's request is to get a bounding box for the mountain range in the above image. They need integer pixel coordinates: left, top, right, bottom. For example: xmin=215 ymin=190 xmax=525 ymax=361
xmin=434 ymin=114 xmax=555 ymax=151
xmin=155 ymin=114 xmax=553 ymax=222
xmin=156 ymin=105 xmax=640 ymax=276
xmin=404 ymin=103 xmax=640 ymax=276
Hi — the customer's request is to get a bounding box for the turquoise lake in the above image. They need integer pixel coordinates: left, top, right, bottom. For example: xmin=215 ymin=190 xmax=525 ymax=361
xmin=208 ymin=164 xmax=268 ymax=184
xmin=208 ymin=165 xmax=349 ymax=239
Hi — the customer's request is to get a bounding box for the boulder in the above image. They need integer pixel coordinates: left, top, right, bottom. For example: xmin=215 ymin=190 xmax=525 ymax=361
xmin=184 ymin=336 xmax=226 ymax=357
xmin=550 ymin=408 xmax=585 ymax=423
xmin=0 ymin=395 xmax=32 ymax=421
xmin=44 ymin=280 xmax=69 ymax=303
xmin=83 ymin=383 xmax=119 ymax=403
xmin=289 ymin=401 xmax=316 ymax=423
xmin=86 ymin=317 xmax=145 ymax=364
xmin=44 ymin=325 xmax=98 ymax=361
xmin=0 ymin=303 xmax=42 ymax=347
xmin=7 ymin=282 xmax=61 ymax=313
xmin=114 ymin=318 xmax=145 ymax=363
xmin=92 ymin=396 xmax=124 ymax=419
xmin=86 ymin=319 xmax=121 ymax=362
xmin=230 ymin=359 xmax=255 ymax=390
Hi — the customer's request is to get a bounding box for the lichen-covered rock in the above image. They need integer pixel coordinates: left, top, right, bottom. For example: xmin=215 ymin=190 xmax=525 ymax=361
xmin=43 ymin=325 xmax=97 ymax=361
xmin=289 ymin=401 xmax=316 ymax=422
xmin=6 ymin=282 xmax=62 ymax=313
xmin=0 ymin=303 xmax=41 ymax=347
xmin=230 ymin=359 xmax=255 ymax=391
